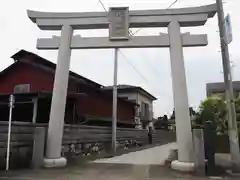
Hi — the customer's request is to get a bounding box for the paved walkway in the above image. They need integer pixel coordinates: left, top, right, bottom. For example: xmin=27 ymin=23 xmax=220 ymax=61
xmin=0 ymin=143 xmax=238 ymax=180
xmin=0 ymin=163 xmax=236 ymax=180
xmin=94 ymin=142 xmax=177 ymax=165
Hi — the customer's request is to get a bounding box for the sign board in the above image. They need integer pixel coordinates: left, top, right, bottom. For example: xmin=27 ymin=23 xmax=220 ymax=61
xmin=109 ymin=7 xmax=129 ymax=40
xmin=225 ymin=14 xmax=232 ymax=44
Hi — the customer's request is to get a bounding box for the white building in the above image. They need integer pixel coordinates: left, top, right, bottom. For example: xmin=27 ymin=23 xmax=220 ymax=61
xmin=102 ymin=85 xmax=157 ymax=128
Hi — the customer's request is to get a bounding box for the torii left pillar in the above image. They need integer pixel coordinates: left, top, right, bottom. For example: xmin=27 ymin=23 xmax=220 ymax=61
xmin=44 ymin=24 xmax=73 ymax=168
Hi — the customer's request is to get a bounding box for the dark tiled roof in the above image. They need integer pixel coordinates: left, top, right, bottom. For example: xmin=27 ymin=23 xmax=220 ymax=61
xmin=2 ymin=50 xmax=138 ymax=107
xmin=6 ymin=50 xmax=153 ymax=105
xmin=103 ymin=84 xmax=138 ymax=90
xmin=11 ymin=49 xmax=102 ymax=88
xmin=102 ymin=84 xmax=157 ymax=100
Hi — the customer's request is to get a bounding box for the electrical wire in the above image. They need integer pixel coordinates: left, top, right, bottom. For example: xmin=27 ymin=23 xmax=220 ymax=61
xmin=166 ymin=0 xmax=179 ymax=9
xmin=98 ymin=0 xmax=181 ymax=36
xmin=118 ymin=50 xmax=163 ymax=95
xmin=131 ymin=0 xmax=181 ymax=36
xmin=118 ymin=50 xmax=150 ymax=84
xmin=98 ymin=0 xmax=107 ymax=12
xmin=137 ymin=50 xmax=162 ymax=79
xmin=97 ymin=0 xmax=163 ymax=95
xmin=98 ymin=0 xmax=134 ymax=36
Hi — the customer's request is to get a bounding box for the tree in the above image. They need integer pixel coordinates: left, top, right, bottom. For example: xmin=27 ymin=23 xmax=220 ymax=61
xmin=162 ymin=115 xmax=168 ymax=130
xmin=189 ymin=107 xmax=197 ymax=116
xmin=170 ymin=107 xmax=196 ymax=120
xmin=170 ymin=109 xmax=175 ymax=120
xmin=155 ymin=115 xmax=169 ymax=130
xmin=235 ymin=96 xmax=240 ymax=123
xmin=194 ymin=95 xmax=228 ymax=134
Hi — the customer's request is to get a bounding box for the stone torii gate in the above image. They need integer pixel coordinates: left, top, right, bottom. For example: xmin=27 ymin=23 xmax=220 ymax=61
xmin=27 ymin=4 xmax=217 ymax=171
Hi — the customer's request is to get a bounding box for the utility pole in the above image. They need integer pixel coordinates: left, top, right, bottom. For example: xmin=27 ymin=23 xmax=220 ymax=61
xmin=112 ymin=48 xmax=119 ymax=154
xmin=6 ymin=95 xmax=14 ymax=171
xmin=216 ymin=0 xmax=240 ymax=170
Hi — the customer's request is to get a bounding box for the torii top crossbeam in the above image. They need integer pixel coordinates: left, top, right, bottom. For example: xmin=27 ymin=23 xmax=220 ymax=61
xmin=27 ymin=4 xmax=217 ymax=30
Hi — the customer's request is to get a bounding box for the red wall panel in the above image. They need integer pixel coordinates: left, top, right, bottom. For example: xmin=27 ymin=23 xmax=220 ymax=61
xmin=75 ymin=90 xmax=134 ymax=122
xmin=0 ymin=62 xmax=134 ymax=122
xmin=0 ymin=63 xmax=54 ymax=93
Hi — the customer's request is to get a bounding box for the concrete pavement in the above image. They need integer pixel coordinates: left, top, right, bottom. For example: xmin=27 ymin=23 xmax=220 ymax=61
xmin=0 ymin=143 xmax=238 ymax=180
xmin=94 ymin=142 xmax=177 ymax=165
xmin=0 ymin=163 xmax=237 ymax=180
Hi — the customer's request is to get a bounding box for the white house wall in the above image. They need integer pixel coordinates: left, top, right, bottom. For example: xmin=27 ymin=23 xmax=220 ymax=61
xmin=117 ymin=92 xmax=138 ymax=104
xmin=117 ymin=92 xmax=153 ymax=121
xmin=137 ymin=93 xmax=153 ymax=120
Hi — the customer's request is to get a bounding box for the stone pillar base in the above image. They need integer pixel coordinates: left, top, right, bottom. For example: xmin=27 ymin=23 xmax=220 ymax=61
xmin=43 ymin=157 xmax=67 ymax=168
xmin=171 ymin=160 xmax=195 ymax=172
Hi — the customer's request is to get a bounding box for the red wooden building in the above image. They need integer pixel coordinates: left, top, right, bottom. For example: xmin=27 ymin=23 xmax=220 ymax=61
xmin=0 ymin=50 xmax=136 ymax=127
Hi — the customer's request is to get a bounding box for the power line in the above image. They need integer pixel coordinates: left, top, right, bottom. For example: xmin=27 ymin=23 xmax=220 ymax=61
xmin=97 ymin=0 xmax=151 ymax=83
xmin=97 ymin=0 xmax=234 ymax=36
xmin=167 ymin=0 xmax=179 ymax=9
xmin=98 ymin=0 xmax=107 ymax=12
xmin=137 ymin=50 xmax=162 ymax=78
xmin=131 ymin=0 xmax=181 ymax=36
xmin=118 ymin=50 xmax=150 ymax=84
xmin=97 ymin=0 xmax=148 ymax=80
xmin=123 ymin=0 xmax=179 ymax=83
xmin=96 ymin=0 xmax=163 ymax=96
xmin=98 ymin=0 xmax=181 ymax=36
xmin=97 ymin=0 xmax=134 ymax=36
xmin=98 ymin=0 xmax=180 ymax=36
xmin=119 ymin=50 xmax=163 ymax=96
xmin=131 ymin=29 xmax=142 ymax=36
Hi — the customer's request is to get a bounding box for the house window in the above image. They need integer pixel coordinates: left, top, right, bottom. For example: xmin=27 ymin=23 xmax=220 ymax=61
xmin=140 ymin=102 xmax=149 ymax=120
xmin=14 ymin=84 xmax=31 ymax=93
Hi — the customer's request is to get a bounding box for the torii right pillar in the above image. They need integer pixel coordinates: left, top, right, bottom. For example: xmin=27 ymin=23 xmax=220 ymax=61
xmin=168 ymin=20 xmax=195 ymax=172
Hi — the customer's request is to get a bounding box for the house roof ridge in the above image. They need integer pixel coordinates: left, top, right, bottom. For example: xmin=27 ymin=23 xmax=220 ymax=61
xmin=102 ymin=84 xmax=157 ymax=100
xmin=11 ymin=49 xmax=102 ymax=88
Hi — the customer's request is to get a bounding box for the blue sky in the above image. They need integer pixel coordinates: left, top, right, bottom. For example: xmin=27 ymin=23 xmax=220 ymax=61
xmin=0 ymin=0 xmax=240 ymax=117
